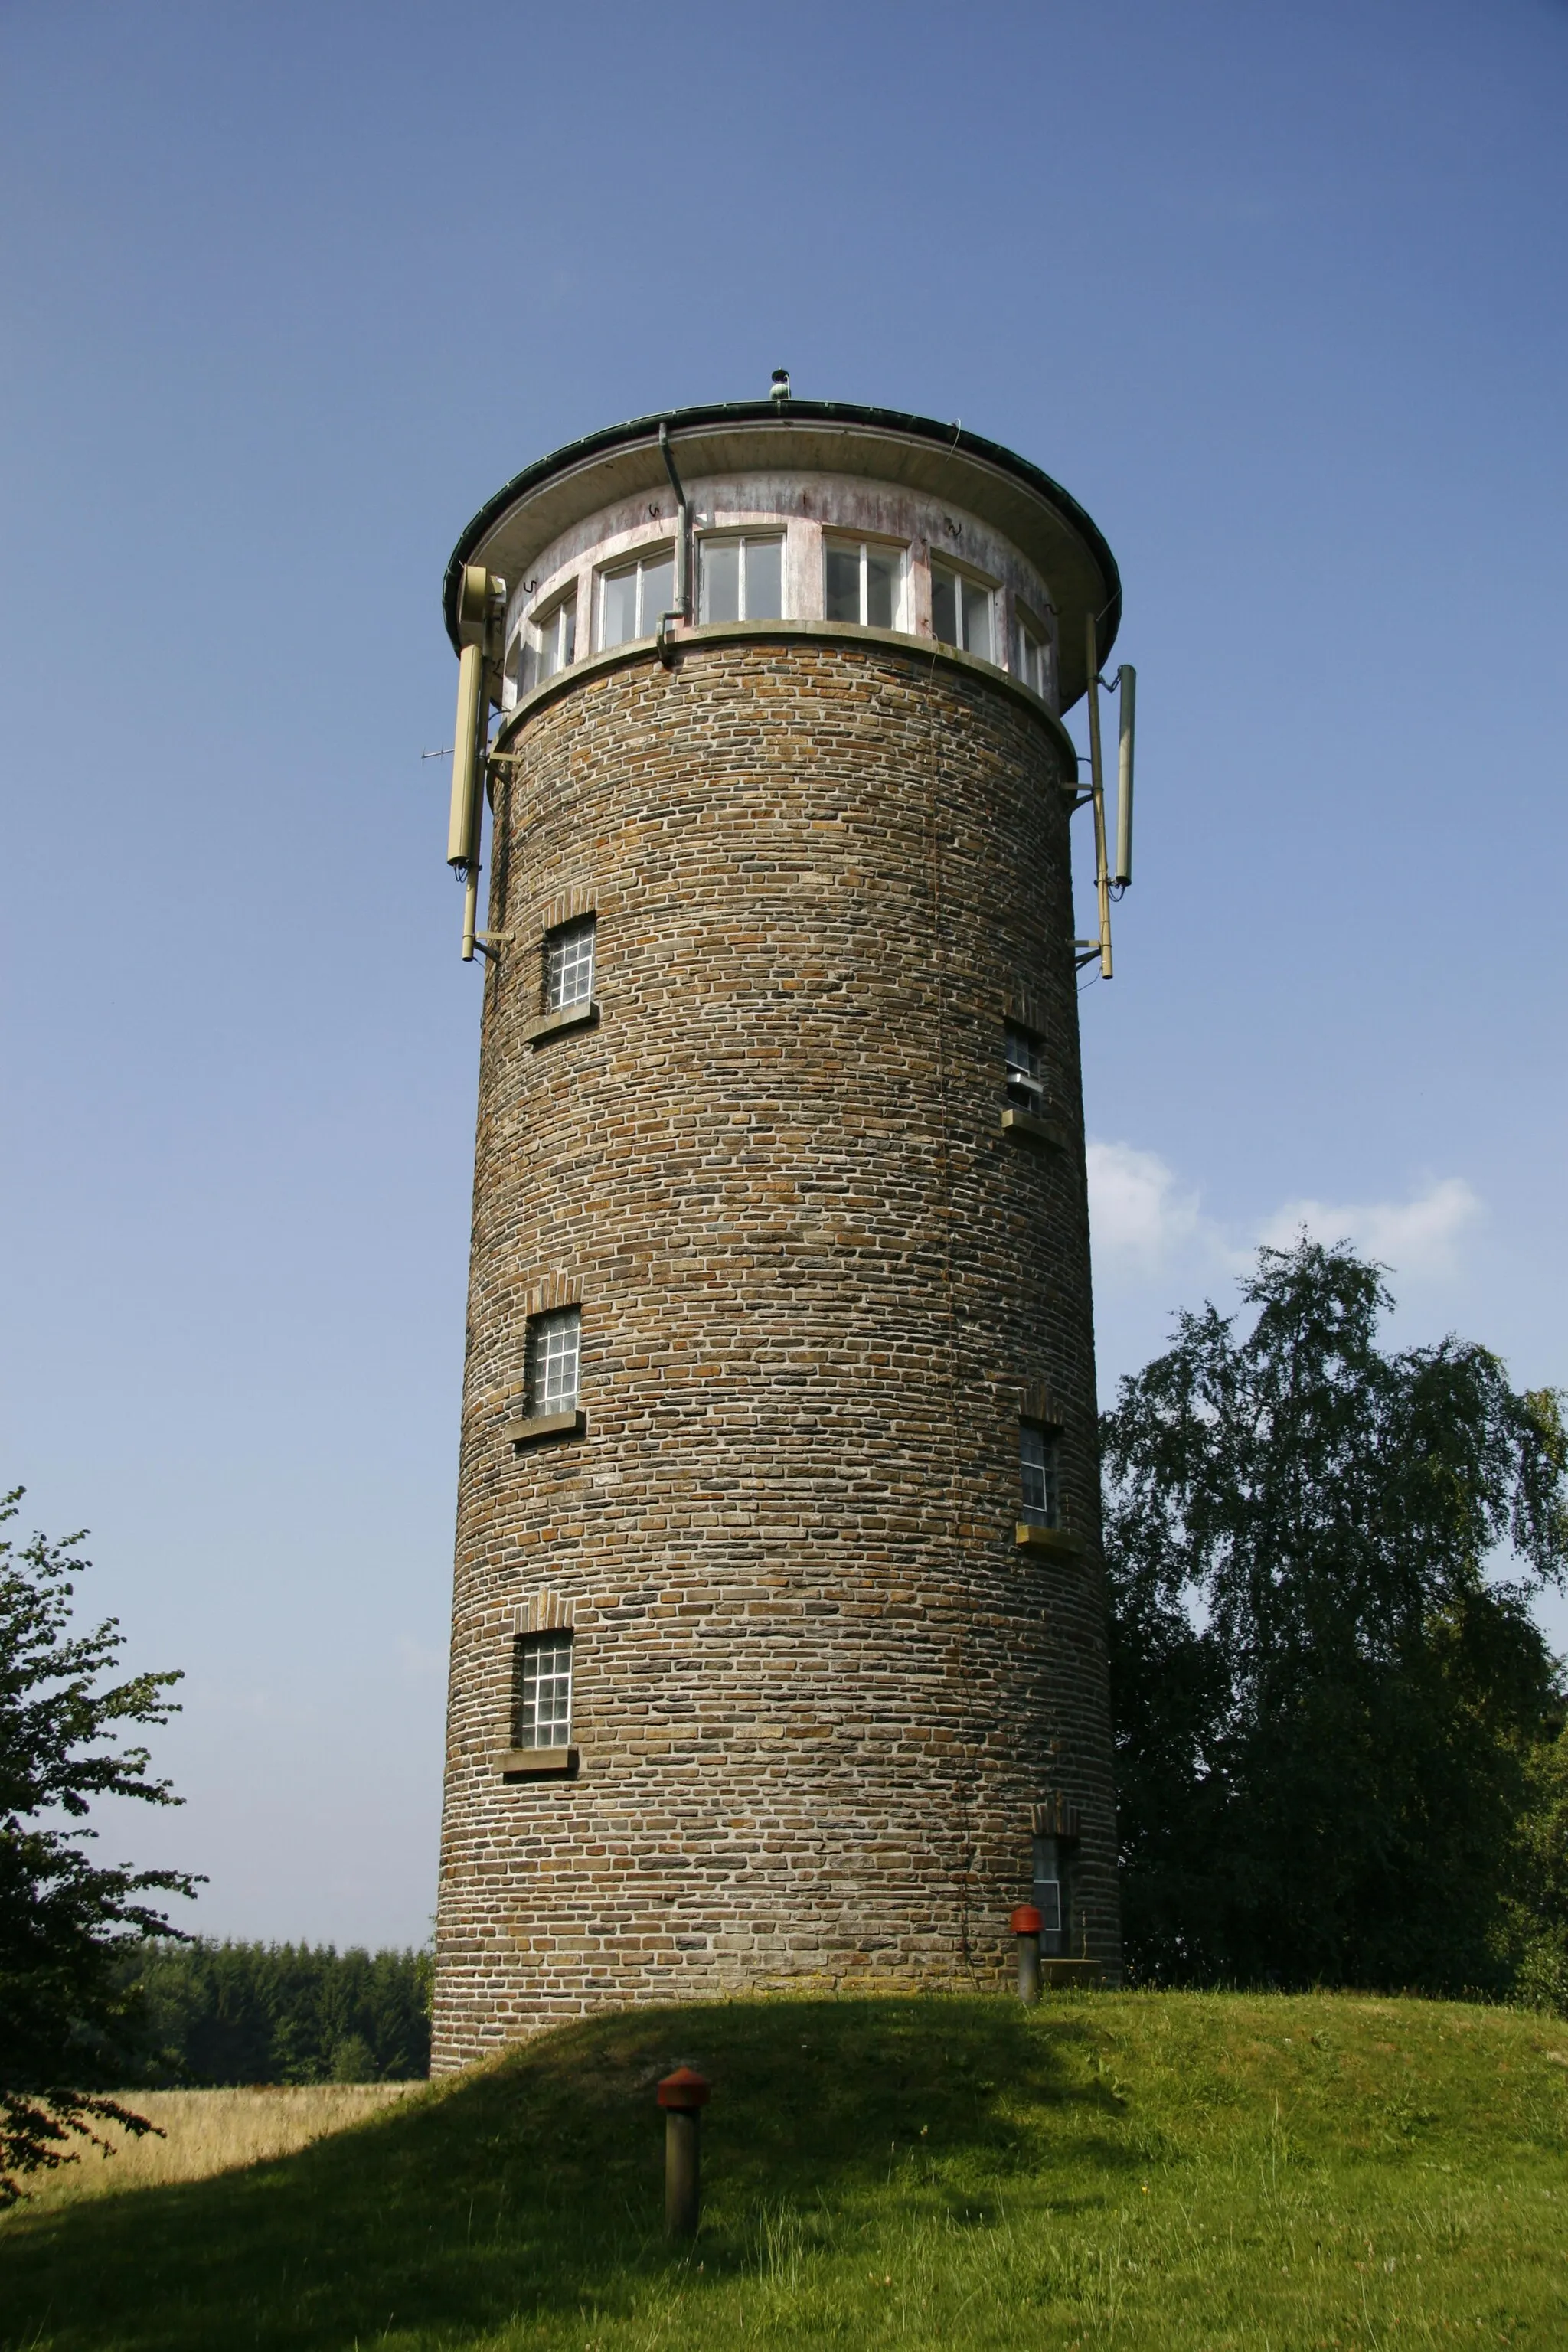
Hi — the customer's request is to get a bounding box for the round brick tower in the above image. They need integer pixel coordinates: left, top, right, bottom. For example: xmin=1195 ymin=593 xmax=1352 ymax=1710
xmin=431 ymin=397 xmax=1125 ymax=2066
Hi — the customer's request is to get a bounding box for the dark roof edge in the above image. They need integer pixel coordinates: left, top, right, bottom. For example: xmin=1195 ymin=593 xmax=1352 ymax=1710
xmin=441 ymin=398 xmax=1122 ymax=657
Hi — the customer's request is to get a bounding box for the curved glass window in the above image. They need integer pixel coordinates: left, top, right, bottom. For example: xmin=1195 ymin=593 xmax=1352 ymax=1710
xmin=931 ymin=560 xmax=995 ymax=662
xmin=1017 ymin=616 xmax=1049 ymax=697
xmin=698 ymin=533 xmax=783 ymax=622
xmin=599 ymin=549 xmax=675 ymax=648
xmin=825 ymin=536 xmax=903 ymax=629
xmin=521 ymin=594 xmax=577 ymax=690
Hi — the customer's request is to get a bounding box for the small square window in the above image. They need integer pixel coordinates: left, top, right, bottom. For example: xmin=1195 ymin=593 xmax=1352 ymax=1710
xmin=514 ymin=1629 xmax=573 ymax=1748
xmin=528 ymin=1308 xmax=580 ymax=1416
xmin=1004 ymin=1021 xmax=1048 ymax=1115
xmin=824 ymin=536 xmax=903 ymax=629
xmin=1020 ymin=1423 xmax=1060 ymax=1530
xmin=543 ymin=916 xmax=595 ymax=1011
xmin=599 ymin=549 xmax=675 ymax=648
xmin=523 ymin=593 xmax=577 ymax=690
xmin=698 ymin=533 xmax=784 ymax=623
xmin=930 ymin=560 xmax=995 ymax=662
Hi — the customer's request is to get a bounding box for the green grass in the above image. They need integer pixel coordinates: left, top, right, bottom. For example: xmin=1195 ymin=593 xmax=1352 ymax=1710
xmin=3 ymin=1991 xmax=1566 ymax=2349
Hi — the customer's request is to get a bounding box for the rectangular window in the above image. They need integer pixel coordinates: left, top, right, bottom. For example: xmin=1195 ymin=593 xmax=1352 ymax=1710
xmin=931 ymin=561 xmax=994 ymax=662
xmin=599 ymin=549 xmax=675 ymax=648
xmin=1020 ymin=1423 xmax=1060 ymax=1529
xmin=824 ymin=536 xmax=903 ymax=629
xmin=697 ymin=533 xmax=784 ymax=623
xmin=1004 ymin=1021 xmax=1047 ymax=1116
xmin=514 ymin=1629 xmax=573 ymax=1749
xmin=1017 ymin=615 xmax=1048 ymax=697
xmin=528 ymin=1307 xmax=581 ymax=1416
xmin=1031 ymin=1834 xmax=1065 ymax=1948
xmin=524 ymin=593 xmax=577 ymax=689
xmin=543 ymin=915 xmax=596 ymax=1011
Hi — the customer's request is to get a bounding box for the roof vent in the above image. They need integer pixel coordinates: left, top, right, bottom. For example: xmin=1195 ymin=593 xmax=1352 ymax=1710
xmin=769 ymin=368 xmax=791 ymax=403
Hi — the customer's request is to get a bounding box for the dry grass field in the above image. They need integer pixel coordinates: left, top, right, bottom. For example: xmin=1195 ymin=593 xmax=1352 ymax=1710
xmin=17 ymin=2083 xmax=420 ymax=2208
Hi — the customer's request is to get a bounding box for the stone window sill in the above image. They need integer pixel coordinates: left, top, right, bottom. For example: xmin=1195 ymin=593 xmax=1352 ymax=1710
xmin=500 ymin=1745 xmax=578 ymax=1778
xmin=1016 ymin=1523 xmax=1086 ymax=1556
xmin=523 ymin=999 xmax=599 ymax=1047
xmin=505 ymin=1409 xmax=587 ymax=1448
xmin=1001 ymin=1108 xmax=1067 ymax=1150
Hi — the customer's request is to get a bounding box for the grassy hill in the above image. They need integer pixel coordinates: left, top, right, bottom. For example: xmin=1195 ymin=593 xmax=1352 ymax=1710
xmin=2 ymin=1990 xmax=1566 ymax=2350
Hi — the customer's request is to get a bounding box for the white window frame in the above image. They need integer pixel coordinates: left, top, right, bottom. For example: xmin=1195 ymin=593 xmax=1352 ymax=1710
xmin=524 ymin=592 xmax=577 ymax=689
xmin=1015 ymin=605 xmax=1050 ymax=698
xmin=514 ymin=1628 xmax=573 ymax=1749
xmin=930 ymin=557 xmax=998 ymax=662
xmin=822 ymin=534 xmax=906 ymax=631
xmin=596 ymin=545 xmax=675 ymax=649
xmin=1004 ymin=1021 xmax=1048 ymax=1117
xmin=528 ymin=1306 xmax=581 ymax=1416
xmin=543 ymin=915 xmax=595 ymax=1012
xmin=1031 ymin=1832 xmax=1066 ymax=1949
xmin=697 ymin=530 xmax=786 ymax=624
xmin=1019 ymin=1422 xmax=1061 ymax=1530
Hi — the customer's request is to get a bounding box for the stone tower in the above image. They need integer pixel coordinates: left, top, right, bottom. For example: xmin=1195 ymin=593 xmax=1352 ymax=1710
xmin=431 ymin=396 xmax=1124 ymax=2068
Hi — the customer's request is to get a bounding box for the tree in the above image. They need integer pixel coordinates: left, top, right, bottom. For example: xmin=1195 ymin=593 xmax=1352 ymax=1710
xmin=1504 ymin=1717 xmax=1568 ymax=2011
xmin=0 ymin=1491 xmax=198 ymax=2203
xmin=1102 ymin=1240 xmax=1568 ymax=1993
xmin=122 ymin=1938 xmax=433 ymax=2085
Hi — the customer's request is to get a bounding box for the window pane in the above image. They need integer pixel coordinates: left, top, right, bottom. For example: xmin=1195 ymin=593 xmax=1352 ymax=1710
xmin=1020 ymin=1423 xmax=1060 ymax=1527
xmin=700 ymin=539 xmax=740 ymax=624
xmin=1004 ymin=1021 xmax=1045 ymax=1110
xmin=962 ymin=579 xmax=992 ymax=662
xmin=931 ymin=564 xmax=958 ymax=645
xmin=865 ymin=547 xmax=897 ymax=629
xmin=538 ymin=617 xmax=561 ymax=681
xmin=825 ymin=541 xmax=861 ymax=622
xmin=544 ymin=916 xmax=595 ymax=1010
xmin=1034 ymin=1877 xmax=1063 ymax=1936
xmin=517 ymin=1632 xmax=573 ymax=1747
xmin=602 ymin=566 xmax=638 ymax=647
xmin=560 ymin=602 xmax=577 ymax=665
xmin=639 ymin=553 xmax=673 ymax=633
xmin=531 ymin=1308 xmax=580 ymax=1413
xmin=743 ymin=535 xmax=782 ymax=619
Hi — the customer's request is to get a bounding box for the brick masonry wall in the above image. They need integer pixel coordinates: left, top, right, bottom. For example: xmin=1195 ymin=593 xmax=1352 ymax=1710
xmin=432 ymin=635 xmax=1121 ymax=2069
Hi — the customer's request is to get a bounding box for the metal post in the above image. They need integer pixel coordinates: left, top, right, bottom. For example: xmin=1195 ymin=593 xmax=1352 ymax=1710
xmin=1084 ymin=613 xmax=1112 ymax=979
xmin=1011 ymin=1903 xmax=1043 ymax=2003
xmin=658 ymin=2066 xmax=710 ymax=2237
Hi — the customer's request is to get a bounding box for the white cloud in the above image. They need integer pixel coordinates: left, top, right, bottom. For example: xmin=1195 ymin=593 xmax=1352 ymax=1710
xmin=1089 ymin=1142 xmax=1484 ymax=1297
xmin=1256 ymin=1175 xmax=1483 ymax=1279
xmin=1086 ymin=1140 xmax=1202 ymax=1276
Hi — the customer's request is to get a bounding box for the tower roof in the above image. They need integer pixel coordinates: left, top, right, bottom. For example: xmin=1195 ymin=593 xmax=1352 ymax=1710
xmin=443 ymin=399 xmax=1121 ymax=705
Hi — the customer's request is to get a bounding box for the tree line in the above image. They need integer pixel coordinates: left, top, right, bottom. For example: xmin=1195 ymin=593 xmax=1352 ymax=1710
xmin=118 ymin=1938 xmax=432 ymax=2086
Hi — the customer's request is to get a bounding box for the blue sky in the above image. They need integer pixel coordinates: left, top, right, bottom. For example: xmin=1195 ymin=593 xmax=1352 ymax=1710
xmin=2 ymin=1 xmax=1564 ymax=1947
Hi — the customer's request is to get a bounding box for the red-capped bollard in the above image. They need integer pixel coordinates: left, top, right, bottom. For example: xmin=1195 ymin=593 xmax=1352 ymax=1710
xmin=658 ymin=2066 xmax=710 ymax=2238
xmin=1011 ymin=1904 xmax=1044 ymax=2004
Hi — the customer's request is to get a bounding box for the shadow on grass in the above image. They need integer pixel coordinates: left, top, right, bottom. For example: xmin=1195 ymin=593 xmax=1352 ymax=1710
xmin=0 ymin=1995 xmax=1131 ymax=2350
